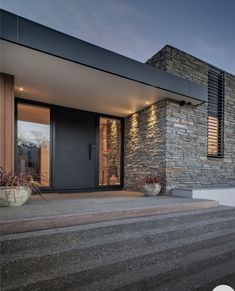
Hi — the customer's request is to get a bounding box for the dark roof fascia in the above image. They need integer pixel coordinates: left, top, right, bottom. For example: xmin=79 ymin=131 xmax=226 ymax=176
xmin=0 ymin=9 xmax=207 ymax=103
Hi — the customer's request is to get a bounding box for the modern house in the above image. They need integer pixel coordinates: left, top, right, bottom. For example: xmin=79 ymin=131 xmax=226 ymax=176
xmin=1 ymin=9 xmax=234 ymax=201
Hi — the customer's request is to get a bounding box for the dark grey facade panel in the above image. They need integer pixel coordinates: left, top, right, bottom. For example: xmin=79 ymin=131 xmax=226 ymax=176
xmin=189 ymin=82 xmax=208 ymax=102
xmin=126 ymin=58 xmax=190 ymax=97
xmin=0 ymin=9 xmax=18 ymax=41
xmin=19 ymin=17 xmax=126 ymax=76
xmin=0 ymin=9 xmax=207 ymax=103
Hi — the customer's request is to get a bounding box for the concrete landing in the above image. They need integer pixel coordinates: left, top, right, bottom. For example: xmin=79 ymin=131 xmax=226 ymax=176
xmin=0 ymin=191 xmax=219 ymax=234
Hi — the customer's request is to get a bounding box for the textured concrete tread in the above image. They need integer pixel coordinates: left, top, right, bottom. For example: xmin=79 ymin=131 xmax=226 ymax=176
xmin=2 ymin=205 xmax=234 ymax=241
xmin=2 ymin=206 xmax=235 ymax=290
xmin=2 ymin=217 xmax=235 ymax=263
xmin=156 ymin=257 xmax=235 ymax=291
xmin=2 ymin=233 xmax=235 ymax=290
xmin=79 ymin=244 xmax=235 ymax=291
xmin=2 ymin=207 xmax=235 ymax=253
xmin=6 ymin=240 xmax=234 ymax=291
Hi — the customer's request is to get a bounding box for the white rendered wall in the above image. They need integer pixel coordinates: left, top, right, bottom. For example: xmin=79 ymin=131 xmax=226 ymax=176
xmin=193 ymin=188 xmax=235 ymax=207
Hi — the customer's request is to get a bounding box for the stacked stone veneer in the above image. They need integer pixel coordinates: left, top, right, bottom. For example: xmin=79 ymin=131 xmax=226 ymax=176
xmin=124 ymin=100 xmax=166 ymax=192
xmin=124 ymin=45 xmax=235 ymax=193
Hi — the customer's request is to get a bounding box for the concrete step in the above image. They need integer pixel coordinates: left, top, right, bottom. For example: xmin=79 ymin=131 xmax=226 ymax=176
xmin=156 ymin=257 xmax=235 ymax=291
xmin=0 ymin=199 xmax=219 ymax=234
xmin=2 ymin=206 xmax=235 ymax=256
xmin=2 ymin=215 xmax=235 ymax=262
xmin=2 ymin=223 xmax=235 ymax=290
xmin=1 ymin=206 xmax=235 ymax=290
xmin=3 ymin=235 xmax=235 ymax=291
xmin=76 ymin=241 xmax=235 ymax=291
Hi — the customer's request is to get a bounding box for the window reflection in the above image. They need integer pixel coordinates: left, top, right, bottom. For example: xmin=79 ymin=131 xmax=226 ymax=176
xmin=16 ymin=103 xmax=50 ymax=186
xmin=99 ymin=117 xmax=121 ymax=186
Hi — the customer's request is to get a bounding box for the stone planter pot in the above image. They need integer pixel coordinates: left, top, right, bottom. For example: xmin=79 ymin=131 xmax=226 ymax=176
xmin=0 ymin=187 xmax=31 ymax=207
xmin=142 ymin=183 xmax=161 ymax=197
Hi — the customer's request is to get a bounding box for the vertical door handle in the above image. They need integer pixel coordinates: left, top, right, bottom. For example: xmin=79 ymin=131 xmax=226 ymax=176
xmin=89 ymin=144 xmax=95 ymax=160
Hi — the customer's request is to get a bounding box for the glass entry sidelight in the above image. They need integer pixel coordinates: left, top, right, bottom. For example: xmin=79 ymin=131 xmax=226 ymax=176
xmin=16 ymin=103 xmax=51 ymax=187
xmin=99 ymin=117 xmax=121 ymax=186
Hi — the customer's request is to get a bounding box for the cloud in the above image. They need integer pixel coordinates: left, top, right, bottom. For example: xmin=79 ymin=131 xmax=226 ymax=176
xmin=58 ymin=0 xmax=160 ymax=61
xmin=189 ymin=36 xmax=226 ymax=58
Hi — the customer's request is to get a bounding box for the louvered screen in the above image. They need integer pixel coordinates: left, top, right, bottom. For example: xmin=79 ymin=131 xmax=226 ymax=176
xmin=207 ymin=67 xmax=224 ymax=157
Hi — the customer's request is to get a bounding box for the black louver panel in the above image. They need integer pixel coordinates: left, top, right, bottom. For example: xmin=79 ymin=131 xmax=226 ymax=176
xmin=207 ymin=67 xmax=224 ymax=157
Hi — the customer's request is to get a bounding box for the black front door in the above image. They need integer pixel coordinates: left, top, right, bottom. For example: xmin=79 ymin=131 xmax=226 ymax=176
xmin=53 ymin=106 xmax=97 ymax=190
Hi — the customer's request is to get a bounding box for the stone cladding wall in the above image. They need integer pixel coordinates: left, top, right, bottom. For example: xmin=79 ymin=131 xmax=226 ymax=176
xmin=124 ymin=46 xmax=235 ymax=193
xmin=124 ymin=100 xmax=166 ymax=192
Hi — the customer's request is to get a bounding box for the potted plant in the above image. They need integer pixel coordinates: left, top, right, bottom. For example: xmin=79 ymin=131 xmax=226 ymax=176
xmin=139 ymin=175 xmax=164 ymax=197
xmin=0 ymin=167 xmax=39 ymax=207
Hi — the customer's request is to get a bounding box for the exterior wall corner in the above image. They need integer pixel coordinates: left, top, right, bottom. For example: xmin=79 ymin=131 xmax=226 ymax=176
xmin=124 ymin=99 xmax=167 ymax=193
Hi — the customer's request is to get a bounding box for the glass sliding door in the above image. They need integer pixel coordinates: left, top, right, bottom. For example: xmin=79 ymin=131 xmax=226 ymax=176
xmin=99 ymin=117 xmax=121 ymax=186
xmin=16 ymin=103 xmax=51 ymax=187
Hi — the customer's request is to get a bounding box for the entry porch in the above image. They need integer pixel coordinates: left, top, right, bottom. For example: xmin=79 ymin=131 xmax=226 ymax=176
xmin=0 ymin=191 xmax=218 ymax=234
xmin=1 ymin=9 xmax=206 ymax=193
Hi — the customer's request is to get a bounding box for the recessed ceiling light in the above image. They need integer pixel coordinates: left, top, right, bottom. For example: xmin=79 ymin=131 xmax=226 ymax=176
xmin=19 ymin=86 xmax=24 ymax=92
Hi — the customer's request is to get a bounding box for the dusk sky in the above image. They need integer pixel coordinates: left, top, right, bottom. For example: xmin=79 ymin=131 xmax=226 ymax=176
xmin=1 ymin=0 xmax=235 ymax=74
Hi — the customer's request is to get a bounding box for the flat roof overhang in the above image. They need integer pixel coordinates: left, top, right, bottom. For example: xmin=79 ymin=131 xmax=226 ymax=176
xmin=0 ymin=9 xmax=207 ymax=117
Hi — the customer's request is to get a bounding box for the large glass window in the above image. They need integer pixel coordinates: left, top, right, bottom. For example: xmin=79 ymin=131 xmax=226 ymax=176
xmin=16 ymin=103 xmax=51 ymax=187
xmin=99 ymin=117 xmax=121 ymax=186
